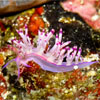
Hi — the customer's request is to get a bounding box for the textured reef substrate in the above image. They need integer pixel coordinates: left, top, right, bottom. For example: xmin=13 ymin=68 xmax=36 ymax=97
xmin=0 ymin=1 xmax=100 ymax=100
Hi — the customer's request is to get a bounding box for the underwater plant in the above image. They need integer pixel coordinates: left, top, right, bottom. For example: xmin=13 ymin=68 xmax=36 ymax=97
xmin=3 ymin=25 xmax=98 ymax=78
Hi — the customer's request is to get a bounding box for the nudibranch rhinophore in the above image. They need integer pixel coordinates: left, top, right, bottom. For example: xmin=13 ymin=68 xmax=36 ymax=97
xmin=3 ymin=25 xmax=98 ymax=77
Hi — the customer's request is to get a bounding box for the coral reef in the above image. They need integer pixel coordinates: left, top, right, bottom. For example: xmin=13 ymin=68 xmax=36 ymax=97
xmin=0 ymin=1 xmax=100 ymax=100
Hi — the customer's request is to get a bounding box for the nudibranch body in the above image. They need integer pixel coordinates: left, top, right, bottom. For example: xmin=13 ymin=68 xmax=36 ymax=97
xmin=3 ymin=25 xmax=98 ymax=77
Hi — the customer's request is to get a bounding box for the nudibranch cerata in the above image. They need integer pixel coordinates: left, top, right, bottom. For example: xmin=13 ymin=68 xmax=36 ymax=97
xmin=3 ymin=25 xmax=98 ymax=77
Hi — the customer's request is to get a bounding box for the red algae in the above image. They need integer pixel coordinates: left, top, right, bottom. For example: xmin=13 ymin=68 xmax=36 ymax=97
xmin=0 ymin=54 xmax=4 ymax=67
xmin=19 ymin=62 xmax=45 ymax=93
xmin=20 ymin=61 xmax=40 ymax=75
xmin=0 ymin=21 xmax=6 ymax=31
xmin=61 ymin=0 xmax=100 ymax=30
xmin=92 ymin=80 xmax=100 ymax=97
xmin=28 ymin=7 xmax=45 ymax=35
xmin=17 ymin=16 xmax=28 ymax=29
xmin=0 ymin=73 xmax=7 ymax=100
xmin=65 ymin=69 xmax=87 ymax=88
xmin=36 ymin=6 xmax=44 ymax=15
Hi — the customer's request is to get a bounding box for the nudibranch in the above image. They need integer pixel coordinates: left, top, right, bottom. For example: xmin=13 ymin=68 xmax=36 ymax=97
xmin=3 ymin=25 xmax=98 ymax=77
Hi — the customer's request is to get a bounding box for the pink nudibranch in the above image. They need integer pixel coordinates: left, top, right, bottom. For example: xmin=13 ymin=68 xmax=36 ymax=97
xmin=3 ymin=25 xmax=98 ymax=77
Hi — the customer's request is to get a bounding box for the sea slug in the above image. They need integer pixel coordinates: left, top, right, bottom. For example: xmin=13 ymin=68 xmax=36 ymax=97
xmin=3 ymin=25 xmax=98 ymax=77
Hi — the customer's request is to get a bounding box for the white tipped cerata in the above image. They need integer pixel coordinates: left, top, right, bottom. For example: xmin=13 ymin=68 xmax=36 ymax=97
xmin=3 ymin=26 xmax=98 ymax=77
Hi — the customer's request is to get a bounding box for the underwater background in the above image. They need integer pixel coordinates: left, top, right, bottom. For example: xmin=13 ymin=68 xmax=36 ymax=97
xmin=0 ymin=0 xmax=100 ymax=100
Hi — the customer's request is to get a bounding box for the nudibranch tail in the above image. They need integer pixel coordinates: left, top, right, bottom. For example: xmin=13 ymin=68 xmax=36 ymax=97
xmin=23 ymin=53 xmax=99 ymax=72
xmin=3 ymin=26 xmax=98 ymax=77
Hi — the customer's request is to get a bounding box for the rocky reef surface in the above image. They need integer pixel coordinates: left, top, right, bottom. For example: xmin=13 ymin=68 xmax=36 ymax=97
xmin=0 ymin=1 xmax=100 ymax=100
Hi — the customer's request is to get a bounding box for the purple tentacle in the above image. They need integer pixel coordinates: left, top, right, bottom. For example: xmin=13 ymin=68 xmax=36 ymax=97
xmin=2 ymin=58 xmax=16 ymax=70
xmin=21 ymin=61 xmax=31 ymax=67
